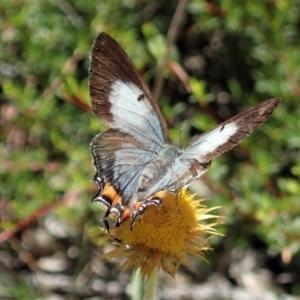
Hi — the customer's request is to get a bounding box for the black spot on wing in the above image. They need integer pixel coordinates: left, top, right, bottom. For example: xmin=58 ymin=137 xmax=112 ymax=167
xmin=188 ymin=98 xmax=281 ymax=161
xmin=138 ymin=94 xmax=145 ymax=101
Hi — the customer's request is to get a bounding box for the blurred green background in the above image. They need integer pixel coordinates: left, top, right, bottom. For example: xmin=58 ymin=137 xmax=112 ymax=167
xmin=1 ymin=0 xmax=300 ymax=299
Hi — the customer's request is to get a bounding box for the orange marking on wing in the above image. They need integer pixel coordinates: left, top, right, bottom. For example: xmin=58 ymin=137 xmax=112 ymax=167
xmin=133 ymin=201 xmax=143 ymax=210
xmin=102 ymin=182 xmax=122 ymax=205
xmin=149 ymin=190 xmax=166 ymax=199
xmin=121 ymin=207 xmax=131 ymax=222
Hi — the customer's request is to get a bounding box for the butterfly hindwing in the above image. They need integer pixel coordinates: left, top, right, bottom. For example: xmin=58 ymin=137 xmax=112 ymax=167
xmin=91 ymin=129 xmax=157 ymax=206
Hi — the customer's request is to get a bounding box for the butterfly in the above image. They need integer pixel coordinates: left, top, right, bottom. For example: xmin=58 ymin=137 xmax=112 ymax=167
xmin=89 ymin=32 xmax=280 ymax=234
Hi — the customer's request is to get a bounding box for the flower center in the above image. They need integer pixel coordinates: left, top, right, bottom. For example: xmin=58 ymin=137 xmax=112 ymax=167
xmin=114 ymin=190 xmax=199 ymax=254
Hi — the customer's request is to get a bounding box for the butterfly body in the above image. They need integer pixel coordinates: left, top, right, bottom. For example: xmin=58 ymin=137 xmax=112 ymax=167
xmin=89 ymin=33 xmax=280 ymax=232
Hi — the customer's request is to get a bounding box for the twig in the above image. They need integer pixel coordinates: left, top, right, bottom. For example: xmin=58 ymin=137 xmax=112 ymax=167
xmin=152 ymin=0 xmax=189 ymax=101
xmin=0 ymin=202 xmax=58 ymax=245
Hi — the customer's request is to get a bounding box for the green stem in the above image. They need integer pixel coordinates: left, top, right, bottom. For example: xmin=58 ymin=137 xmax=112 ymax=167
xmin=143 ymin=267 xmax=158 ymax=300
xmin=132 ymin=268 xmax=143 ymax=300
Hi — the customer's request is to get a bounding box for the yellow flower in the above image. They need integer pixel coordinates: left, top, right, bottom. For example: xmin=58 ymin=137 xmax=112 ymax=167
xmin=99 ymin=188 xmax=220 ymax=279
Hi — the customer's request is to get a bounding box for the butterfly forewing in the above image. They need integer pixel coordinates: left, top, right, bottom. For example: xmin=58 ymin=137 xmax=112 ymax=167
xmin=183 ymin=98 xmax=281 ymax=162
xmin=89 ymin=33 xmax=169 ymax=146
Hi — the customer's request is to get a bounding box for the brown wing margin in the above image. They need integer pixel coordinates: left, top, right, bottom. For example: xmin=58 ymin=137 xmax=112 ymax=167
xmin=186 ymin=98 xmax=281 ymax=161
xmin=89 ymin=32 xmax=169 ymax=142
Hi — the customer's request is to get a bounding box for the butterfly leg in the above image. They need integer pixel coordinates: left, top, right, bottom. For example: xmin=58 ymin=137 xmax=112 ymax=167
xmin=131 ymin=197 xmax=163 ymax=230
xmin=100 ymin=207 xmax=124 ymax=244
xmin=92 ymin=193 xmax=124 ymax=243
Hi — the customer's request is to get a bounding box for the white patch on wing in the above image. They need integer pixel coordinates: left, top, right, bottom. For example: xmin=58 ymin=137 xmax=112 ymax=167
xmin=186 ymin=122 xmax=238 ymax=157
xmin=109 ymin=80 xmax=163 ymax=145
